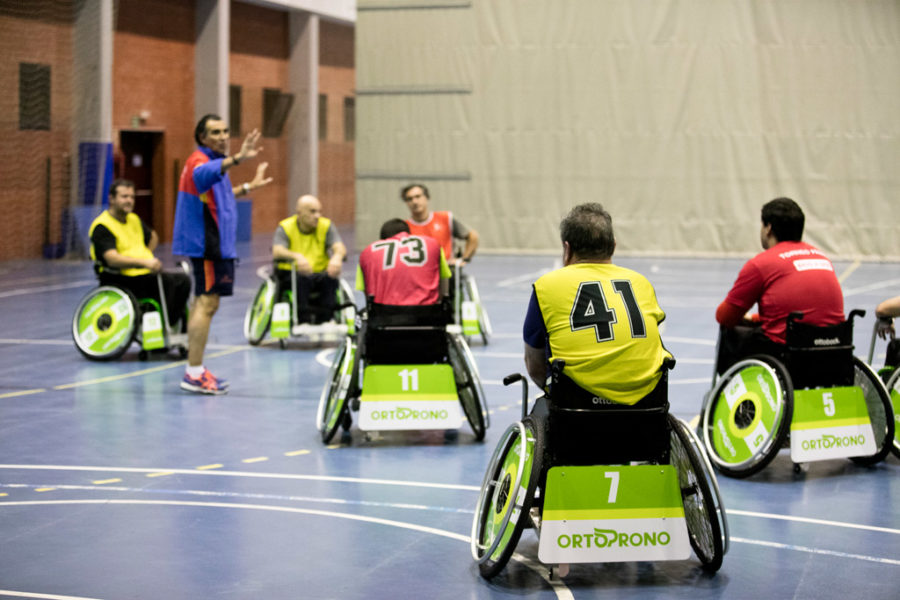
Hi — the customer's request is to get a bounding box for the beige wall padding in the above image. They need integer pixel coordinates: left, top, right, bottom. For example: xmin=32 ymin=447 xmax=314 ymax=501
xmin=355 ymin=0 xmax=900 ymax=259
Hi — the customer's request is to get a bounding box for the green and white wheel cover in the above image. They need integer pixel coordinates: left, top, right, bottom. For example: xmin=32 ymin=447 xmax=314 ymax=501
xmin=473 ymin=422 xmax=535 ymax=562
xmin=73 ymin=287 xmax=136 ymax=357
xmin=707 ymin=362 xmax=786 ymax=467
xmin=244 ymin=278 xmax=277 ymax=342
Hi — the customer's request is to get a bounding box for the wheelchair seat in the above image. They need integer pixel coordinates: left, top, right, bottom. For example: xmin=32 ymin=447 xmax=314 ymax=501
xmin=363 ymin=301 xmax=451 ymax=365
xmin=783 ymin=313 xmax=855 ymax=389
xmin=545 ymin=364 xmax=670 ymax=466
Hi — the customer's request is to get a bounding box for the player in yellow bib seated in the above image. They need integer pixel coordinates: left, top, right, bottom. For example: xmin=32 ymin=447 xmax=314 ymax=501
xmin=523 ymin=203 xmax=672 ymax=407
xmin=89 ymin=179 xmax=190 ymax=326
xmin=272 ymin=194 xmax=347 ymax=322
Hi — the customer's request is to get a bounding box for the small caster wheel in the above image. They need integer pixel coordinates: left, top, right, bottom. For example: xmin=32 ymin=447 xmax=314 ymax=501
xmin=279 ymin=339 xmax=287 ymax=350
xmin=178 ymin=346 xmax=188 ymax=359
xmin=138 ymin=350 xmax=148 ymax=360
xmin=341 ymin=411 xmax=352 ymax=431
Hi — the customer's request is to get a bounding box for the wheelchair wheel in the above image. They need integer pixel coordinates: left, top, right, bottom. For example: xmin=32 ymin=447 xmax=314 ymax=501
xmin=849 ymin=357 xmax=895 ymax=465
xmin=244 ymin=277 xmax=278 ymax=345
xmin=316 ymin=336 xmax=356 ymax=443
xmin=447 ymin=333 xmax=488 ymax=441
xmin=669 ymin=415 xmax=728 ymax=573
xmin=72 ymin=286 xmax=139 ymax=361
xmin=463 ymin=275 xmax=492 ymax=345
xmin=882 ymin=368 xmax=900 ymax=459
xmin=701 ymin=356 xmax=793 ymax=478
xmin=471 ymin=417 xmax=544 ymax=579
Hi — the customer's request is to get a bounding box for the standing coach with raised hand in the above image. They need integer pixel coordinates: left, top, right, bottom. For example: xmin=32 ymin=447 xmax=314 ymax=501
xmin=173 ymin=114 xmax=273 ymax=395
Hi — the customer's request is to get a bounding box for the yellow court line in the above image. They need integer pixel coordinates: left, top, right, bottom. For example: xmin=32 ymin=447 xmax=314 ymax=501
xmin=0 ymin=493 xmax=7 ymax=497
xmin=326 ymin=444 xmax=342 ymax=450
xmin=196 ymin=464 xmax=223 ymax=471
xmin=146 ymin=471 xmax=174 ymax=478
xmin=35 ymin=487 xmax=56 ymax=492
xmin=838 ymin=259 xmax=861 ymax=284
xmin=0 ymin=387 xmax=46 ymax=399
xmin=92 ymin=478 xmax=122 ymax=485
xmin=242 ymin=457 xmax=268 ymax=464
xmin=284 ymin=450 xmax=310 ymax=456
xmin=52 ymin=346 xmax=248 ymax=391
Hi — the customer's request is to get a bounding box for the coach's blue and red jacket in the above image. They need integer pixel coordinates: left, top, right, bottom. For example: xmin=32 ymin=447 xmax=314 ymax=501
xmin=172 ymin=146 xmax=238 ymax=259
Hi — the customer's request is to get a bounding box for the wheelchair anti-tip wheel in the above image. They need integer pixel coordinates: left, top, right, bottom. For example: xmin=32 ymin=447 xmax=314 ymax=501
xmin=244 ymin=277 xmax=278 ymax=345
xmin=849 ymin=357 xmax=895 ymax=465
xmin=669 ymin=415 xmax=728 ymax=573
xmin=316 ymin=336 xmax=356 ymax=443
xmin=447 ymin=333 xmax=489 ymax=441
xmin=72 ymin=286 xmax=139 ymax=361
xmin=471 ymin=416 xmax=544 ymax=579
xmin=702 ymin=356 xmax=793 ymax=478
xmin=881 ymin=368 xmax=900 ymax=459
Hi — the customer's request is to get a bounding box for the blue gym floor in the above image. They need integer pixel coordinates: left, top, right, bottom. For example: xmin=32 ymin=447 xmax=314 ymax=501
xmin=1 ymin=232 xmax=898 ymax=600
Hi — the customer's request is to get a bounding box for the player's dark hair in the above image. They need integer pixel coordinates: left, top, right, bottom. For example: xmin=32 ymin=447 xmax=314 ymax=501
xmin=761 ymin=197 xmax=804 ymax=242
xmin=380 ymin=218 xmax=410 ymax=239
xmin=108 ymin=178 xmax=135 ymax=198
xmin=194 ymin=113 xmax=224 ymax=146
xmin=560 ymin=203 xmax=615 ymax=260
xmin=401 ymin=183 xmax=429 ymax=201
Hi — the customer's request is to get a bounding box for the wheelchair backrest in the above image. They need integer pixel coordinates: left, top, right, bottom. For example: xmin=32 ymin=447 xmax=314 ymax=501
xmin=546 ymin=364 xmax=671 ymax=466
xmin=363 ymin=301 xmax=451 ymax=365
xmin=784 ymin=313 xmax=855 ymax=389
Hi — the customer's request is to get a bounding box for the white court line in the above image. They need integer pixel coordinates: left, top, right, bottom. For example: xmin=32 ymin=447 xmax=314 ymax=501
xmin=0 ymin=499 xmax=572 ymax=600
xmin=2 ymin=498 xmax=896 ymax=572
xmin=727 ymin=509 xmax=900 ymax=537
xmin=0 ymin=281 xmax=94 ymax=299
xmin=0 ymin=464 xmax=481 ymax=492
xmin=730 ymin=537 xmax=900 ymax=567
xmin=843 ymin=277 xmax=900 ymax=297
xmin=0 ymin=591 xmax=103 ymax=600
xmin=837 ymin=260 xmax=861 ymax=284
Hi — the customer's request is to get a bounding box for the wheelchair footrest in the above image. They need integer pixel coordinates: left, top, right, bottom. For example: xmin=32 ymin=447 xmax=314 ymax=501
xmin=537 ymin=465 xmax=690 ymax=564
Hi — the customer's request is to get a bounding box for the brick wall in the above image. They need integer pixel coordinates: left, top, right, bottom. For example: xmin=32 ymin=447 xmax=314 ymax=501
xmin=319 ymin=20 xmax=355 ymax=226
xmin=0 ymin=3 xmax=73 ymax=260
xmin=114 ymin=0 xmax=195 ymax=244
xmin=0 ymin=1 xmax=355 ymax=259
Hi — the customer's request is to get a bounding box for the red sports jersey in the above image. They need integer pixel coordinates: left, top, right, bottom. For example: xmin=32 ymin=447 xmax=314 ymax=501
xmin=724 ymin=241 xmax=844 ymax=343
xmin=407 ymin=211 xmax=453 ymax=262
xmin=357 ymin=233 xmax=449 ymax=305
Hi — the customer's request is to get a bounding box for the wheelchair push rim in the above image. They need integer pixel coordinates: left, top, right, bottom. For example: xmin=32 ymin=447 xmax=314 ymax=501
xmin=670 ymin=415 xmax=728 ymax=571
xmin=848 ymin=357 xmax=896 ymax=465
xmin=244 ymin=277 xmax=278 ymax=344
xmin=316 ymin=336 xmax=355 ymax=443
xmin=72 ymin=286 xmax=139 ymax=360
xmin=702 ymin=357 xmax=792 ymax=478
xmin=471 ymin=418 xmax=542 ymax=578
xmin=882 ymin=367 xmax=900 ymax=459
xmin=448 ymin=332 xmax=489 ymax=440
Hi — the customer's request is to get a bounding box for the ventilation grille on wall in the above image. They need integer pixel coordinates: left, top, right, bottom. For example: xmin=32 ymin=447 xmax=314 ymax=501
xmin=19 ymin=63 xmax=51 ymax=130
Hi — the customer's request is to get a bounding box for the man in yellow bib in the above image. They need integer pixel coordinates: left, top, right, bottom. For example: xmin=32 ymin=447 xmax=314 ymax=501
xmin=89 ymin=179 xmax=190 ymax=327
xmin=523 ymin=203 xmax=671 ymax=405
xmin=272 ymin=194 xmax=347 ymax=322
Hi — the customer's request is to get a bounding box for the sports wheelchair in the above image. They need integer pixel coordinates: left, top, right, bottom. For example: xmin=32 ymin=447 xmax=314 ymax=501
xmin=453 ymin=262 xmax=492 ymax=345
xmin=700 ymin=310 xmax=896 ymax=478
xmin=72 ymin=270 xmax=188 ymax=361
xmin=316 ymin=300 xmax=489 ymax=443
xmin=864 ymin=322 xmax=900 ymax=459
xmin=472 ymin=360 xmax=728 ymax=579
xmin=244 ymin=260 xmax=356 ymax=347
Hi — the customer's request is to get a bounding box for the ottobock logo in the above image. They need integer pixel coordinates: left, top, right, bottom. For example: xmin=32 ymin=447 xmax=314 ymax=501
xmin=813 ymin=337 xmax=841 ymax=346
xmin=370 ymin=407 xmax=449 ymax=421
xmin=801 ymin=433 xmax=866 ymax=450
xmin=756 ymin=374 xmax=777 ymax=411
xmin=557 ymin=528 xmax=671 ymax=550
xmin=591 ymin=396 xmax=615 ymax=405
